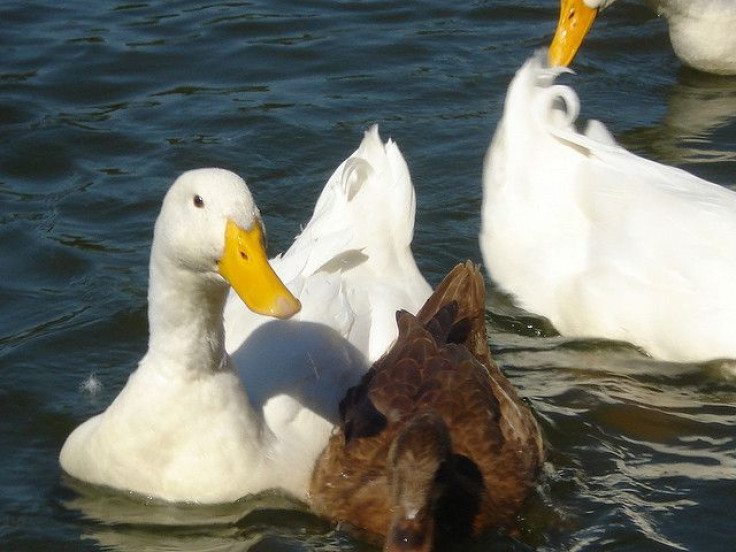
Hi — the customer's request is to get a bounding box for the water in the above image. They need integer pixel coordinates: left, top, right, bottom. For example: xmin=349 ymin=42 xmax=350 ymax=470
xmin=1 ymin=1 xmax=735 ymax=550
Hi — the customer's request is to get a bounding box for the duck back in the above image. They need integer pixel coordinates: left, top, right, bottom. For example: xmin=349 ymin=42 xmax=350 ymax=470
xmin=309 ymin=262 xmax=544 ymax=544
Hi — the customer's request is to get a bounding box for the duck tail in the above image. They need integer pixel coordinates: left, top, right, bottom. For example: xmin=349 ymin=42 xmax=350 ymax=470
xmin=414 ymin=261 xmax=491 ymax=367
xmin=282 ymin=125 xmax=419 ymax=279
xmin=345 ymin=125 xmax=417 ymax=254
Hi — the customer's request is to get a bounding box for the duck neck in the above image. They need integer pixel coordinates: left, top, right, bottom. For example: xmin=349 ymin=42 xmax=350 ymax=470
xmin=145 ymin=253 xmax=230 ymax=378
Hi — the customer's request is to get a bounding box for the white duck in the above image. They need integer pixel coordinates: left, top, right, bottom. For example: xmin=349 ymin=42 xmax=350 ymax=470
xmin=549 ymin=0 xmax=736 ymax=75
xmin=60 ymin=168 xmax=303 ymax=502
xmin=61 ymin=127 xmax=432 ymax=504
xmin=480 ymin=52 xmax=736 ymax=364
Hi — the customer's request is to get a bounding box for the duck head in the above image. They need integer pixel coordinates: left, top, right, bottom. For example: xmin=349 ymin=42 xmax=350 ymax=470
xmin=384 ymin=412 xmax=452 ymax=552
xmin=153 ymin=168 xmax=300 ymax=319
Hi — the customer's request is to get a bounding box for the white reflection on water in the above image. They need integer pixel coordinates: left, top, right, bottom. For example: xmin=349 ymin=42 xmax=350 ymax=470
xmin=485 ymin=289 xmax=736 ymax=551
xmin=64 ymin=480 xmax=335 ymax=552
xmin=622 ymin=69 xmax=736 ymax=168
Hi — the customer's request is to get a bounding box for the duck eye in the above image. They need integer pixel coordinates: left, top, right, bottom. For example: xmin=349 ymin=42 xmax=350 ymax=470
xmin=193 ymin=195 xmax=204 ymax=208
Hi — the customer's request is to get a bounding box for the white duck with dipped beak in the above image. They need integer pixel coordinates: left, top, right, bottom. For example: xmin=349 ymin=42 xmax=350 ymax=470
xmin=481 ymin=53 xmax=736 ymax=365
xmin=550 ymin=0 xmax=736 ymax=75
xmin=60 ymin=168 xmax=304 ymax=503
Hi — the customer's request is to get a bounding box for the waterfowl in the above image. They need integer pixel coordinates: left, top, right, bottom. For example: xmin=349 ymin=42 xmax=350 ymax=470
xmin=60 ymin=168 xmax=302 ymax=503
xmin=61 ymin=126 xmax=432 ymax=504
xmin=549 ymin=0 xmax=736 ymax=75
xmin=309 ymin=262 xmax=544 ymax=550
xmin=480 ymin=52 xmax=736 ymax=364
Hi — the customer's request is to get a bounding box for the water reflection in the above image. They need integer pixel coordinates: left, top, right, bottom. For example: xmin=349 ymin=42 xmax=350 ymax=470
xmin=483 ymin=290 xmax=736 ymax=550
xmin=64 ymin=475 xmax=535 ymax=551
xmin=623 ymin=69 xmax=736 ymax=168
xmin=63 ymin=478 xmax=331 ymax=552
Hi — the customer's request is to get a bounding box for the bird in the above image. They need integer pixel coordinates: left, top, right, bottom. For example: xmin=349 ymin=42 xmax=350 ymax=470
xmin=60 ymin=168 xmax=304 ymax=503
xmin=549 ymin=0 xmax=736 ymax=75
xmin=61 ymin=126 xmax=432 ymax=504
xmin=480 ymin=51 xmax=736 ymax=364
xmin=309 ymin=262 xmax=544 ymax=551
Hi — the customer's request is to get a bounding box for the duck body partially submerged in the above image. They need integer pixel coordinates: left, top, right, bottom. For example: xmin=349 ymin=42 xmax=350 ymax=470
xmin=61 ymin=126 xmax=432 ymax=504
xmin=652 ymin=0 xmax=736 ymax=75
xmin=310 ymin=262 xmax=544 ymax=550
xmin=481 ymin=52 xmax=736 ymax=364
xmin=60 ymin=169 xmax=303 ymax=503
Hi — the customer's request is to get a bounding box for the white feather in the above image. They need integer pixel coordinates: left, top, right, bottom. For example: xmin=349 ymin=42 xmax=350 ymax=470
xmin=481 ymin=52 xmax=736 ymax=364
xmin=60 ymin=128 xmax=431 ymax=504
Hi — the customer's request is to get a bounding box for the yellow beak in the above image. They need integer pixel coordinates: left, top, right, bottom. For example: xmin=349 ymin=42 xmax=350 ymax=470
xmin=218 ymin=220 xmax=301 ymax=320
xmin=548 ymin=0 xmax=599 ymax=67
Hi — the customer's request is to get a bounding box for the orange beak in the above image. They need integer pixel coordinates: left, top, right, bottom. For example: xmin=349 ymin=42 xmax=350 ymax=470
xmin=217 ymin=220 xmax=301 ymax=319
xmin=548 ymin=0 xmax=599 ymax=67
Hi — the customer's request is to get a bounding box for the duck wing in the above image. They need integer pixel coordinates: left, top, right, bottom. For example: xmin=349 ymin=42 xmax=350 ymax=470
xmin=310 ymin=263 xmax=544 ymax=537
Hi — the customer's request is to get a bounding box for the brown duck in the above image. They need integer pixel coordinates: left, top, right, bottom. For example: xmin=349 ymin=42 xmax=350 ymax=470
xmin=309 ymin=261 xmax=544 ymax=551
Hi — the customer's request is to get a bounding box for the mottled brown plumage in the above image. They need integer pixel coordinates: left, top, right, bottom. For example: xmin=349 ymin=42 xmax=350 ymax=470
xmin=309 ymin=262 xmax=544 ymax=550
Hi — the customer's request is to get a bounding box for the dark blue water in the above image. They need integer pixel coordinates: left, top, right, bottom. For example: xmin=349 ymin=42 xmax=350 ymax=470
xmin=2 ymin=1 xmax=735 ymax=550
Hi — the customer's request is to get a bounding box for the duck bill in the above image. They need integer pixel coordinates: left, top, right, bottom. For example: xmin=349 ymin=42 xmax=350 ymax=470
xmin=384 ymin=513 xmax=434 ymax=552
xmin=548 ymin=0 xmax=598 ymax=67
xmin=218 ymin=220 xmax=301 ymax=319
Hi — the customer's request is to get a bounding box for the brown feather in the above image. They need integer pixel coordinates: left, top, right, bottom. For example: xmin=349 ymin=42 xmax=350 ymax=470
xmin=309 ymin=261 xmax=544 ymax=548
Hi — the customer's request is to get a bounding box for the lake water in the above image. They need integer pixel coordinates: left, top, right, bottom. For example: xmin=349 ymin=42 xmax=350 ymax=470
xmin=2 ymin=1 xmax=735 ymax=551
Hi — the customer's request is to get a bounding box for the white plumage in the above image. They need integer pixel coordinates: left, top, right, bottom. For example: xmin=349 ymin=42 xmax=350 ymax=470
xmin=60 ymin=127 xmax=431 ymax=503
xmin=481 ymin=52 xmax=736 ymax=364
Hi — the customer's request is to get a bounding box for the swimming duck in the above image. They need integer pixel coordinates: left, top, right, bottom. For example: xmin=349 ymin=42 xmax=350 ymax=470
xmin=549 ymin=0 xmax=736 ymax=75
xmin=480 ymin=52 xmax=736 ymax=364
xmin=309 ymin=262 xmax=544 ymax=550
xmin=60 ymin=168 xmax=303 ymax=503
xmin=61 ymin=127 xmax=432 ymax=504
